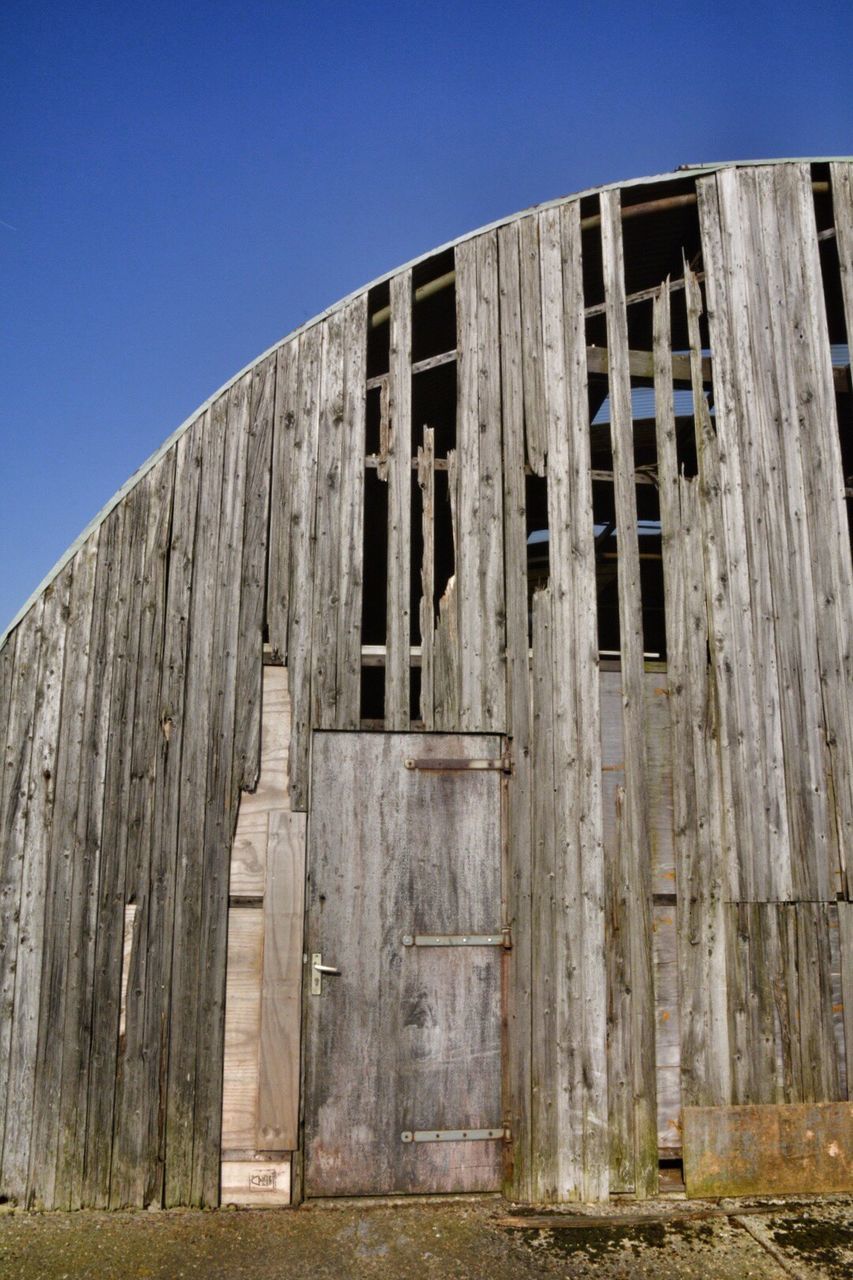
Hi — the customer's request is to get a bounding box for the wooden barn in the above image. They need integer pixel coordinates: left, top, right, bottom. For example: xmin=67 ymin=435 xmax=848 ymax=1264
xmin=1 ymin=158 xmax=852 ymax=1210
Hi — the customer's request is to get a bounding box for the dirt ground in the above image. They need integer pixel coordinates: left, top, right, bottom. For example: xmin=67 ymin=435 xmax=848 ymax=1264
xmin=0 ymin=1195 xmax=851 ymax=1280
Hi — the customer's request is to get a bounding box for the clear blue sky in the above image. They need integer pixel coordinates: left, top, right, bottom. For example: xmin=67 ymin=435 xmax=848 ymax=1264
xmin=2 ymin=0 xmax=851 ymax=631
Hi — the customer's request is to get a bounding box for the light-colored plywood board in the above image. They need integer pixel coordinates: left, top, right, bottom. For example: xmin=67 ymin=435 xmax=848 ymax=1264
xmin=220 ymin=1159 xmax=291 ymax=1207
xmin=221 ymin=909 xmax=264 ymax=1149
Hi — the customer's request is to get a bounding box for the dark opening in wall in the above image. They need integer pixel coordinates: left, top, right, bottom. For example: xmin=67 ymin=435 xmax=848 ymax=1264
xmin=525 ymin=472 xmax=549 ymax=645
xmin=366 ymin=280 xmax=390 ymax=379
xmin=636 ymin=482 xmax=666 ymax=660
xmin=592 ymin=479 xmax=620 ymax=656
xmin=365 ymin=385 xmax=382 ymax=456
xmin=361 ymin=467 xmax=388 ymax=648
xmin=412 ymin=248 xmax=456 ymax=363
xmin=433 ymin=467 xmax=456 ymax=609
xmin=412 ymin=361 xmax=457 ymax=456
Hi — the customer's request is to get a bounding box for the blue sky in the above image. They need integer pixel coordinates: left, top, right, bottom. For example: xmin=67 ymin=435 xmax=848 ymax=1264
xmin=2 ymin=0 xmax=852 ymax=631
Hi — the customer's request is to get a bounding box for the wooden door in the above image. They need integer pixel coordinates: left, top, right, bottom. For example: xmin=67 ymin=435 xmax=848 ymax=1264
xmin=303 ymin=732 xmax=505 ymax=1196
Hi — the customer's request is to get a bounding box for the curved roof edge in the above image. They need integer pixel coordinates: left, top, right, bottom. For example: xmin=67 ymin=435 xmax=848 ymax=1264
xmin=3 ymin=155 xmax=850 ymax=649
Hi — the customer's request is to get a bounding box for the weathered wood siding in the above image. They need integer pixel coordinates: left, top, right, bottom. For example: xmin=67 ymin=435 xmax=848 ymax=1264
xmin=1 ymin=159 xmax=851 ymax=1207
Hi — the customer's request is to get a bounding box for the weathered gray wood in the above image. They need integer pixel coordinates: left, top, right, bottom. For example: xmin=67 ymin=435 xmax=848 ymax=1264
xmin=417 ymin=428 xmax=435 ymax=728
xmin=303 ymin=733 xmax=503 ymax=1196
xmin=190 ymin=370 xmax=252 ymax=1207
xmin=696 ymin=178 xmax=771 ymax=904
xmin=562 ymin=200 xmax=609 ymax=1200
xmin=475 ymin=231 xmax=506 ymax=731
xmin=0 ymin=604 xmax=42 ymax=1189
xmin=257 ymin=810 xmax=306 ymax=1151
xmin=600 ymin=189 xmax=656 ymax=1197
xmin=385 ymin=272 xmax=413 ymax=729
xmin=839 ymin=904 xmax=853 ymax=1100
xmin=267 ymin=339 xmax=300 ymax=663
xmin=776 ymin=165 xmax=853 ymax=900
xmin=286 ymin=325 xmax=321 ymax=809
xmin=497 ymin=217 xmax=533 ymax=1199
xmin=29 ymin=531 xmax=99 ymax=1207
xmin=677 ymin=477 xmax=731 ymax=1109
xmin=164 ymin=392 xmax=228 ymax=1207
xmin=518 ymin=214 xmax=546 ymax=475
xmin=455 ymin=238 xmax=482 ymax=730
xmin=83 ymin=479 xmax=151 ymax=1208
xmin=335 ymin=294 xmax=367 ymax=730
xmin=234 ymin=353 xmax=276 ymax=791
xmin=311 ymin=313 xmax=346 ymax=730
xmin=53 ymin=504 xmax=122 ymax=1208
xmin=530 ymin=588 xmax=558 ymax=1200
xmin=3 ymin=566 xmax=72 ymax=1204
xmin=110 ymin=457 xmax=176 ymax=1208
xmin=743 ymin=168 xmax=830 ymax=900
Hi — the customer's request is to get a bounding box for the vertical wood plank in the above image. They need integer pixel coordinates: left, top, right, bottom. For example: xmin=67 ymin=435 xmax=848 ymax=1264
xmin=110 ymin=457 xmax=176 ymax=1208
xmin=600 ymin=190 xmax=657 ymax=1196
xmin=476 ymin=231 xmax=506 ymax=730
xmin=336 ymin=294 xmax=367 ymax=730
xmin=257 ymin=810 xmax=306 ymax=1151
xmin=287 ymin=326 xmax=322 ymax=809
xmin=0 ymin=605 xmax=41 ymax=1190
xmin=839 ymin=904 xmax=853 ymax=1099
xmin=417 ymin=428 xmax=435 ymax=728
xmin=311 ymin=313 xmax=346 ymax=729
xmin=385 ymin=272 xmax=412 ymax=728
xmin=2 ymin=567 xmax=71 ymax=1203
xmin=190 ymin=371 xmax=251 ymax=1207
xmin=267 ymin=339 xmax=300 ymax=663
xmin=696 ymin=174 xmax=771 ymax=903
xmin=235 ymin=353 xmax=276 ymax=791
xmin=53 ymin=506 xmax=122 ymax=1208
xmin=455 ymin=239 xmax=482 ymax=730
xmin=562 ymin=201 xmax=609 ymax=1200
xmin=164 ymin=393 xmax=228 ymax=1206
xmin=497 ymin=218 xmax=533 ymax=1197
xmin=518 ymin=214 xmax=547 ymax=476
xmin=29 ymin=532 xmax=99 ymax=1207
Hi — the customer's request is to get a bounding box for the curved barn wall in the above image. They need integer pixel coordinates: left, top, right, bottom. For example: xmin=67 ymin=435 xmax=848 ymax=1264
xmin=0 ymin=160 xmax=851 ymax=1209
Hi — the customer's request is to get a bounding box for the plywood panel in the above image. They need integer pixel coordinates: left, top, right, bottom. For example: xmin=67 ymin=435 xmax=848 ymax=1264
xmin=221 ymin=1159 xmax=291 ymax=1207
xmin=221 ymin=909 xmax=264 ymax=1150
xmin=684 ymin=1102 xmax=853 ymax=1196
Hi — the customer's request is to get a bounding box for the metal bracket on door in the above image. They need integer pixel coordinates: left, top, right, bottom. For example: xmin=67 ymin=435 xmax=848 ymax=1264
xmin=403 ymin=754 xmax=512 ymax=774
xmin=402 ymin=927 xmax=511 ymax=949
xmin=401 ymin=1127 xmax=510 ymax=1143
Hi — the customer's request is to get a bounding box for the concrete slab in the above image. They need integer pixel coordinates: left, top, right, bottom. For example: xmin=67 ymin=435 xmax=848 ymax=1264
xmin=0 ymin=1195 xmax=850 ymax=1280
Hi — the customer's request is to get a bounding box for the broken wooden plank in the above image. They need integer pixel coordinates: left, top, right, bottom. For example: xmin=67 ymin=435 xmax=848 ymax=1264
xmin=683 ymin=1101 xmax=853 ymax=1196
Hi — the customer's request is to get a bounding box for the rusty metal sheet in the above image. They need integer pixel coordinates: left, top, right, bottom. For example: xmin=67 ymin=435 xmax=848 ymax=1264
xmin=683 ymin=1102 xmax=853 ymax=1197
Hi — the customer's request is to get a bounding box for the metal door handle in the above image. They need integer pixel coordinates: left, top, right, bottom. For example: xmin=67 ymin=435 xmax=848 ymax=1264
xmin=310 ymin=953 xmax=341 ymax=995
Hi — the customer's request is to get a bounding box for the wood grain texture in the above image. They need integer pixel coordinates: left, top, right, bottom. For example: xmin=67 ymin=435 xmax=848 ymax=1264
xmin=417 ymin=428 xmax=435 ymax=728
xmin=497 ymin=218 xmax=533 ymax=1199
xmin=683 ymin=1102 xmax=853 ymax=1196
xmin=257 ymin=810 xmax=306 ymax=1151
xmin=303 ymin=732 xmax=503 ymax=1196
xmin=267 ymin=339 xmax=300 ymax=663
xmin=221 ymin=909 xmax=264 ymax=1149
xmin=385 ymin=273 xmax=413 ymax=729
xmin=600 ymin=190 xmax=657 ymax=1197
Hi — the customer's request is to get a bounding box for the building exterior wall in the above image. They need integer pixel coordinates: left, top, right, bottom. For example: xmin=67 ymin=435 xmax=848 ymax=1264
xmin=0 ymin=159 xmax=851 ymax=1208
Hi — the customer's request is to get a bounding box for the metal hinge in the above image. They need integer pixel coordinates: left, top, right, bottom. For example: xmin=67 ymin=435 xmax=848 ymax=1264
xmin=402 ymin=927 xmax=512 ymax=949
xmin=401 ymin=1127 xmax=510 ymax=1144
xmin=404 ymin=753 xmax=512 ymax=775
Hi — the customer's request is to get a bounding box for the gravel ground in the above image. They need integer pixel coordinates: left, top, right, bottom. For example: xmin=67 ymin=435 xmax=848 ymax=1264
xmin=0 ymin=1195 xmax=850 ymax=1280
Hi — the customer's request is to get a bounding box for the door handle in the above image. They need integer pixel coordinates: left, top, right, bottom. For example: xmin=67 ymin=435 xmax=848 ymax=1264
xmin=311 ymin=953 xmax=341 ymax=995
